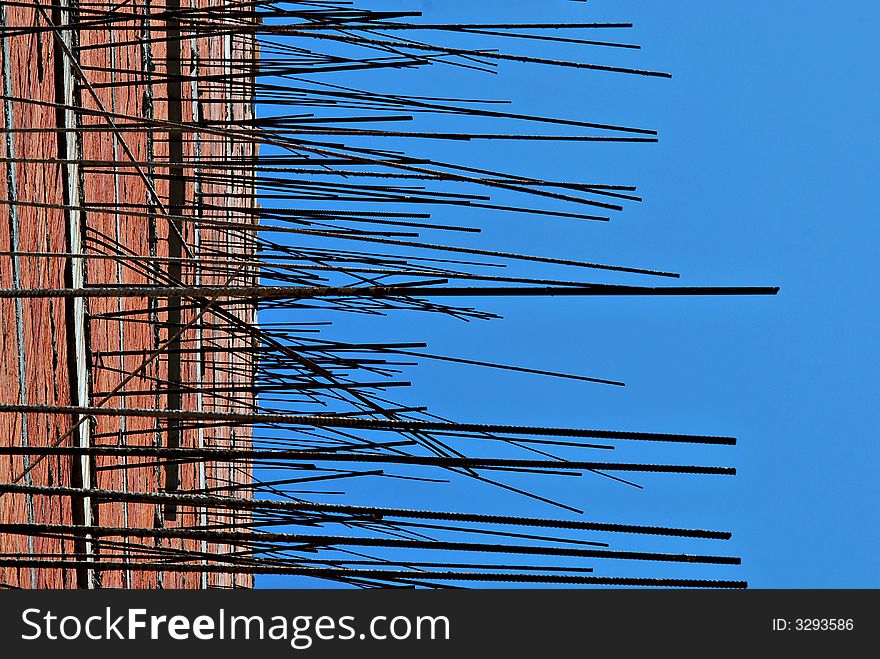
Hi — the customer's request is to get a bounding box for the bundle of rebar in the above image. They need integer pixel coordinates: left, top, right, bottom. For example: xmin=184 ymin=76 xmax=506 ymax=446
xmin=0 ymin=0 xmax=776 ymax=590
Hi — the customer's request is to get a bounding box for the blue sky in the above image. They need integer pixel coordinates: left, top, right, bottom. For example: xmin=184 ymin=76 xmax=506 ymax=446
xmin=256 ymin=1 xmax=879 ymax=588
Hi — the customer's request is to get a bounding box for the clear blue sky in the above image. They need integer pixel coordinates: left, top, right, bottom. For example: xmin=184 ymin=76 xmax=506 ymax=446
xmin=256 ymin=0 xmax=879 ymax=588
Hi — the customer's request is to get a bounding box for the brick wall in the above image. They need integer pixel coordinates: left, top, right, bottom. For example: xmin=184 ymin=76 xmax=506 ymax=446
xmin=0 ymin=0 xmax=256 ymax=589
